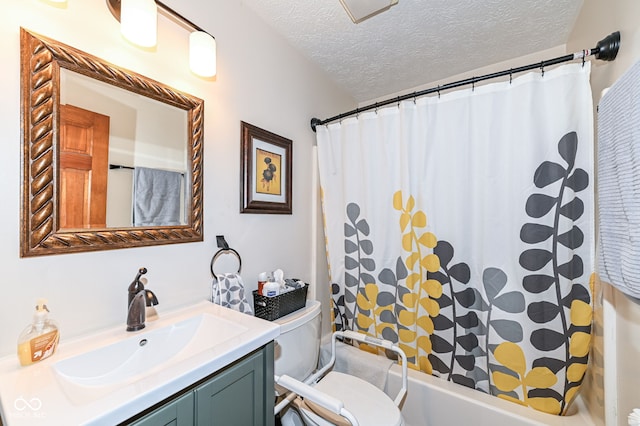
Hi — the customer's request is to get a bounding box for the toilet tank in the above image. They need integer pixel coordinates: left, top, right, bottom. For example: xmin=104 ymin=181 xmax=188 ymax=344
xmin=273 ymin=300 xmax=321 ymax=382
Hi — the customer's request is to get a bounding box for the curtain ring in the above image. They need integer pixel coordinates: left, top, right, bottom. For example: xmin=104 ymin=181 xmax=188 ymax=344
xmin=509 ymin=69 xmax=513 ymax=84
xmin=472 ymin=77 xmax=475 ymax=91
xmin=437 ymin=85 xmax=441 ymax=99
xmin=582 ymin=51 xmax=586 ymax=67
xmin=540 ymin=61 xmax=545 ymax=77
xmin=413 ymin=91 xmax=417 ymax=104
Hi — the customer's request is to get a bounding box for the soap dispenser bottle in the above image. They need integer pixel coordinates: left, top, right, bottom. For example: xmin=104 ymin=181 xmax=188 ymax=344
xmin=17 ymin=299 xmax=60 ymax=366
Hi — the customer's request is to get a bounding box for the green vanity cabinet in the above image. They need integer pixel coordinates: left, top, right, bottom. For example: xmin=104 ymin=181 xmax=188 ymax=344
xmin=127 ymin=342 xmax=274 ymax=426
xmin=129 ymin=392 xmax=194 ymax=426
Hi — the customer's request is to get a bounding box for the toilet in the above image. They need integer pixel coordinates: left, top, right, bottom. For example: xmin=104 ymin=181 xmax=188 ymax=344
xmin=273 ymin=300 xmax=404 ymax=426
xmin=273 ymin=300 xmax=322 ymax=425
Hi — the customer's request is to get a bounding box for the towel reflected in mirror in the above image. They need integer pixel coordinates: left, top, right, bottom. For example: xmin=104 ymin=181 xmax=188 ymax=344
xmin=133 ymin=166 xmax=183 ymax=226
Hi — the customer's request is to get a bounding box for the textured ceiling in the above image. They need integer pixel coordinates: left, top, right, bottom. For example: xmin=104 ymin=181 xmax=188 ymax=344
xmin=241 ymin=0 xmax=584 ymax=102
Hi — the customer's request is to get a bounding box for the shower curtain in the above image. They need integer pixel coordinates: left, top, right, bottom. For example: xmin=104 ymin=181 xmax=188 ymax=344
xmin=317 ymin=63 xmax=594 ymax=415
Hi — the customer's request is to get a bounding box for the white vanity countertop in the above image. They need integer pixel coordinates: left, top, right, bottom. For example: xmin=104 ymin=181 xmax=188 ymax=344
xmin=0 ymin=301 xmax=280 ymax=425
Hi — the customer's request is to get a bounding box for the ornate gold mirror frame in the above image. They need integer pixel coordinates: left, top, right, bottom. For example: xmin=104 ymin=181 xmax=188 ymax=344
xmin=20 ymin=29 xmax=204 ymax=257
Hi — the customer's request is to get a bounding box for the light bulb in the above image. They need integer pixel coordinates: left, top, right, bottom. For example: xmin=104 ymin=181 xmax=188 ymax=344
xmin=189 ymin=31 xmax=216 ymax=78
xmin=121 ymin=0 xmax=157 ymax=48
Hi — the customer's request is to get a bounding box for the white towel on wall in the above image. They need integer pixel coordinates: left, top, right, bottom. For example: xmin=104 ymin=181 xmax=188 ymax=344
xmin=211 ymin=273 xmax=254 ymax=315
xmin=597 ymin=58 xmax=640 ymax=298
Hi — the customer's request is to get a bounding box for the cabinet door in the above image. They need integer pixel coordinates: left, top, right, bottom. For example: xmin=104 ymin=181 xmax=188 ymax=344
xmin=195 ymin=344 xmax=274 ymax=426
xmin=129 ymin=392 xmax=194 ymax=426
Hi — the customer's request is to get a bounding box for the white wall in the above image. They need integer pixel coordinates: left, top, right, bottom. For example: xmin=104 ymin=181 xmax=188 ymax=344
xmin=361 ymin=45 xmax=568 ymax=106
xmin=0 ymin=0 xmax=353 ymax=357
xmin=568 ymin=3 xmax=640 ymax=425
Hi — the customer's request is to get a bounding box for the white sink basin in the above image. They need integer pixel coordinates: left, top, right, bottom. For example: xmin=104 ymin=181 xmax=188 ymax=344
xmin=0 ymin=301 xmax=280 ymax=425
xmin=54 ymin=312 xmax=247 ymax=388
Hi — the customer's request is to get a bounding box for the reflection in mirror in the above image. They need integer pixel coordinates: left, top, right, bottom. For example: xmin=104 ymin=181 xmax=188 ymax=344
xmin=20 ymin=28 xmax=203 ymax=257
xmin=60 ymin=70 xmax=188 ymax=228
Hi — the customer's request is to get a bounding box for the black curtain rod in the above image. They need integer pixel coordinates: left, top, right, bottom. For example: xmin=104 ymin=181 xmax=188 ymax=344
xmin=310 ymin=31 xmax=620 ymax=132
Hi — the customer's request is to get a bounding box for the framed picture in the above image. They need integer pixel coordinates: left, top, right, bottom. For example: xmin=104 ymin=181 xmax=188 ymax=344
xmin=240 ymin=121 xmax=292 ymax=214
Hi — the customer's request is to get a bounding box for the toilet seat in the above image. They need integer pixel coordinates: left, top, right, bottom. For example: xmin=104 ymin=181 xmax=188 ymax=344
xmin=301 ymin=371 xmax=403 ymax=426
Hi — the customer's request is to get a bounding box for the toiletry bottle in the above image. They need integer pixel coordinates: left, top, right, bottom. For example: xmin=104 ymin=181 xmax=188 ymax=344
xmin=257 ymin=272 xmax=268 ymax=295
xmin=17 ymin=299 xmax=60 ymax=366
xmin=263 ymin=281 xmax=280 ymax=297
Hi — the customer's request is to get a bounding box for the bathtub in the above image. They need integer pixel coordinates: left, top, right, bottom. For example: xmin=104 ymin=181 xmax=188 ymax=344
xmin=321 ymin=340 xmax=596 ymax=426
xmin=385 ymin=364 xmax=595 ymax=426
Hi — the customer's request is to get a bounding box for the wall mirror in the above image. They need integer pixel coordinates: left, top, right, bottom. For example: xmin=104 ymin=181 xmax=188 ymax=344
xmin=20 ymin=29 xmax=204 ymax=256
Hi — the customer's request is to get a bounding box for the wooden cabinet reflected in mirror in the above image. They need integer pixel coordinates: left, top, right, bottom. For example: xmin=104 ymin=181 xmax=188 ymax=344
xmin=20 ymin=29 xmax=204 ymax=256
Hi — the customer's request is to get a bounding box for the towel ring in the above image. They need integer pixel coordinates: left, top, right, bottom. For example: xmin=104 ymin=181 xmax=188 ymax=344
xmin=210 ymin=248 xmax=242 ymax=280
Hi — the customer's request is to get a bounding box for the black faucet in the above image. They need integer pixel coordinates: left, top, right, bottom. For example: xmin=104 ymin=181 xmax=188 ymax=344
xmin=127 ymin=267 xmax=158 ymax=331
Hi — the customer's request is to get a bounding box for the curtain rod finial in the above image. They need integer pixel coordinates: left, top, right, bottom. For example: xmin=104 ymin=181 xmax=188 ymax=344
xmin=596 ymin=31 xmax=620 ymax=61
xmin=311 ymin=117 xmax=322 ymax=132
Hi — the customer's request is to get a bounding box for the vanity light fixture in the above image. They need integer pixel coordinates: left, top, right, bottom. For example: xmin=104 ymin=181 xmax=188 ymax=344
xmin=189 ymin=31 xmax=217 ymax=78
xmin=106 ymin=0 xmax=217 ymax=78
xmin=121 ymin=0 xmax=157 ymax=48
xmin=339 ymin=0 xmax=399 ymax=23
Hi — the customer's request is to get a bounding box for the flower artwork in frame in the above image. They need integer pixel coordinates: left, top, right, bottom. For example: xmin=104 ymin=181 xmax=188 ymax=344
xmin=240 ymin=121 xmax=292 ymax=214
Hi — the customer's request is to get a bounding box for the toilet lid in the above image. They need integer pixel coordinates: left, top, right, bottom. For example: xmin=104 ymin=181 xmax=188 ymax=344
xmin=310 ymin=371 xmax=403 ymax=426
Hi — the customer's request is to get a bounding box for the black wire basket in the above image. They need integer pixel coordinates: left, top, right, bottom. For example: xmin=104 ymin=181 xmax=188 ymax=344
xmin=253 ymin=284 xmax=308 ymax=321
